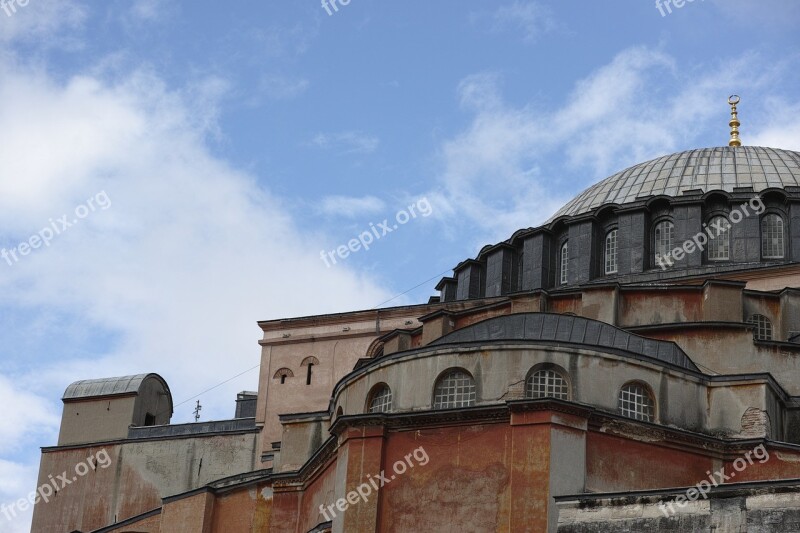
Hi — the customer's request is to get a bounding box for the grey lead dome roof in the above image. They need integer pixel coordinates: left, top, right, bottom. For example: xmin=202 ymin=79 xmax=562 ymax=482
xmin=63 ymin=373 xmax=166 ymax=400
xmin=550 ymin=146 xmax=800 ymax=220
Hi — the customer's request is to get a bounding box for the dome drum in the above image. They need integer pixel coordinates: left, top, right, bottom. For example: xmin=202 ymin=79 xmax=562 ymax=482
xmin=439 ymin=147 xmax=800 ymax=302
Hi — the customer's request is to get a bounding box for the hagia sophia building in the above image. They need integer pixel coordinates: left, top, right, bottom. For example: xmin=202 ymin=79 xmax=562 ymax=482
xmin=29 ymin=99 xmax=800 ymax=532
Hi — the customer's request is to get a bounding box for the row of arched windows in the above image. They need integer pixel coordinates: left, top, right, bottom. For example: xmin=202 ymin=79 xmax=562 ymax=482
xmin=362 ymin=367 xmax=657 ymax=422
xmin=653 ymin=214 xmax=785 ymax=265
xmin=558 ymin=213 xmax=788 ymax=284
xmin=273 ymin=357 xmax=320 ymax=385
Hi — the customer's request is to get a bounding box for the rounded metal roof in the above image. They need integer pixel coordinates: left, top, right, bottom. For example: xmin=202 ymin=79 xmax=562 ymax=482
xmin=63 ymin=373 xmax=168 ymax=400
xmin=430 ymin=312 xmax=698 ymax=372
xmin=550 ymin=146 xmax=800 ymax=220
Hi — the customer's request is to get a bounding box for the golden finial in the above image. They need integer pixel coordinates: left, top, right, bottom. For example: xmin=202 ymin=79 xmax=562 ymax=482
xmin=728 ymin=95 xmax=742 ymax=147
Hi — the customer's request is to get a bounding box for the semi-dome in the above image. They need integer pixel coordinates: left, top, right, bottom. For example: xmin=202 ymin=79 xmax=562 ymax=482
xmin=551 ymin=146 xmax=800 ymax=220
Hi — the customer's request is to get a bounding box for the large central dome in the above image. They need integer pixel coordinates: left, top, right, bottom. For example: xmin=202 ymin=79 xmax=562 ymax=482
xmin=551 ymin=146 xmax=800 ymax=220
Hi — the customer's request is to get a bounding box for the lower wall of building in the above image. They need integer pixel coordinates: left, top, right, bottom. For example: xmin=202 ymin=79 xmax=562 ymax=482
xmin=31 ymin=433 xmax=258 ymax=533
xmin=557 ymin=490 xmax=800 ymax=532
xmin=41 ymin=410 xmax=800 ymax=533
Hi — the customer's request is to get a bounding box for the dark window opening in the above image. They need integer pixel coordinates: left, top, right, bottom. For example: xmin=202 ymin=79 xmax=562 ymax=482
xmin=280 ymin=375 xmax=287 ymax=384
xmin=306 ymin=363 xmax=314 ymax=385
xmin=144 ymin=413 xmax=156 ymax=426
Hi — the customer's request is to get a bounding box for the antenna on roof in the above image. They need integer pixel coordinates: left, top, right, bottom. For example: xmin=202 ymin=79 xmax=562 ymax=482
xmin=193 ymin=400 xmax=202 ymax=422
xmin=728 ymin=95 xmax=742 ymax=147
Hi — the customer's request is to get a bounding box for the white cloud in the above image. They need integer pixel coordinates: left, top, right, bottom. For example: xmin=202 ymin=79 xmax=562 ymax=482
xmin=431 ymin=47 xmax=800 ymax=246
xmin=319 ymin=195 xmax=386 ymax=218
xmin=487 ymin=1 xmax=557 ymax=43
xmin=129 ymin=0 xmax=167 ymax=22
xmin=709 ymin=0 xmax=800 ymax=27
xmin=0 ymin=376 xmax=60 ymax=456
xmin=748 ymin=98 xmax=800 ymax=151
xmin=311 ymin=131 xmax=380 ymax=154
xmin=0 ymin=457 xmax=38 ymax=532
xmin=0 ymin=58 xmax=396 ymax=530
xmin=0 ymin=0 xmax=86 ymax=44
xmin=259 ymin=74 xmax=310 ymax=100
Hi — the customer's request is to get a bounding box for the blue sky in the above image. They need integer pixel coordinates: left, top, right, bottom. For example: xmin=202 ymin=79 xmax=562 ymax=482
xmin=0 ymin=1 xmax=798 ymax=530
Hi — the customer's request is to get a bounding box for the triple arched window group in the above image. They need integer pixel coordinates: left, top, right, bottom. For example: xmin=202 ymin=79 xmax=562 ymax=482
xmin=362 ymin=367 xmax=658 ymax=423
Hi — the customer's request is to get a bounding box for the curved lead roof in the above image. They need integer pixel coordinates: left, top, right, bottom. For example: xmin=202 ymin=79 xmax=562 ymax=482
xmin=550 ymin=146 xmax=800 ymax=220
xmin=430 ymin=313 xmax=699 ymax=372
xmin=63 ymin=373 xmax=168 ymax=400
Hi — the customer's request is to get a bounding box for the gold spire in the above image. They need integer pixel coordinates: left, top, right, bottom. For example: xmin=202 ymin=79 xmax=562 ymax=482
xmin=728 ymin=95 xmax=742 ymax=147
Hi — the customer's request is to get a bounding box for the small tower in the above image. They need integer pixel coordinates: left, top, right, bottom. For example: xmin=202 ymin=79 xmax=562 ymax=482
xmin=58 ymin=373 xmax=173 ymax=445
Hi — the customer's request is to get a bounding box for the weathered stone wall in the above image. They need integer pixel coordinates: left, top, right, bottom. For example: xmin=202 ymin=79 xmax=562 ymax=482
xmin=557 ymin=487 xmax=800 ymax=533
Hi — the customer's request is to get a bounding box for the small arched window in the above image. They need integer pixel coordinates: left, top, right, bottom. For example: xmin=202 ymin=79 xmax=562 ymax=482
xmin=559 ymin=241 xmax=569 ymax=285
xmin=618 ymin=382 xmax=655 ymax=422
xmin=301 ymin=357 xmax=319 ymax=385
xmin=273 ymin=368 xmax=293 ymax=384
xmin=707 ymin=216 xmax=730 ymax=261
xmin=366 ymin=340 xmax=385 ymax=359
xmin=366 ymin=384 xmax=393 ymax=413
xmin=653 ymin=221 xmax=674 ymax=267
xmin=433 ymin=369 xmax=476 ymax=409
xmin=748 ymin=314 xmax=773 ymax=341
xmin=526 ymin=368 xmax=569 ymax=400
xmin=605 ymin=230 xmax=618 ymax=274
xmin=761 ymin=214 xmax=785 ymax=259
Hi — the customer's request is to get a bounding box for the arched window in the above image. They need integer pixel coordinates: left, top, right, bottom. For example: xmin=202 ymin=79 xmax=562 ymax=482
xmin=605 ymin=230 xmax=618 ymax=274
xmin=761 ymin=214 xmax=785 ymax=259
xmin=273 ymin=368 xmax=293 ymax=384
xmin=618 ymin=382 xmax=655 ymax=422
xmin=526 ymin=368 xmax=569 ymax=400
xmin=433 ymin=369 xmax=476 ymax=409
xmin=559 ymin=241 xmax=569 ymax=285
xmin=301 ymin=357 xmax=319 ymax=385
xmin=707 ymin=216 xmax=730 ymax=261
xmin=366 ymin=384 xmax=393 ymax=413
xmin=653 ymin=221 xmax=674 ymax=267
xmin=748 ymin=314 xmax=773 ymax=341
xmin=366 ymin=340 xmax=385 ymax=358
